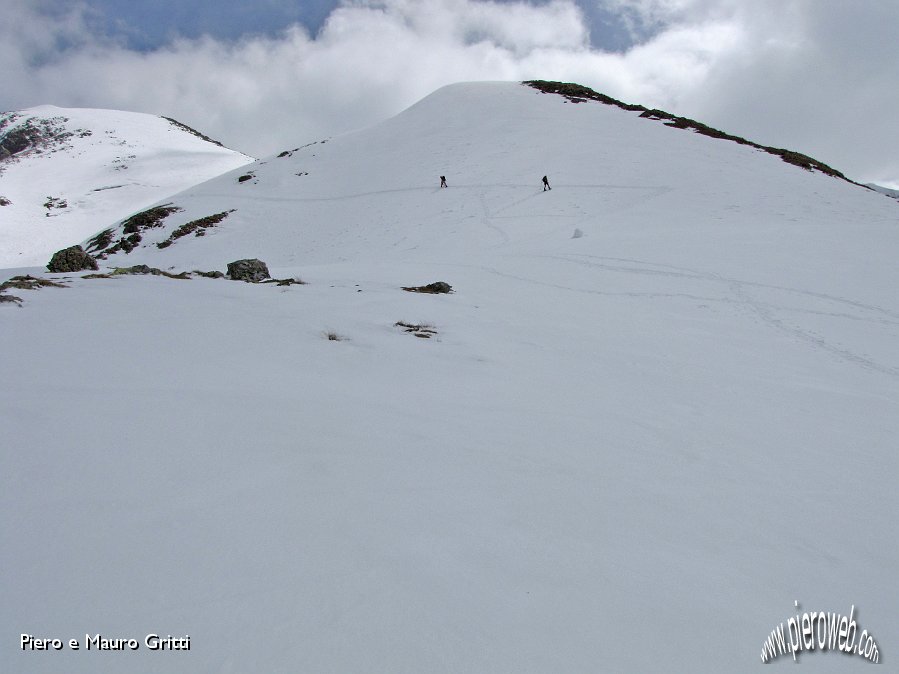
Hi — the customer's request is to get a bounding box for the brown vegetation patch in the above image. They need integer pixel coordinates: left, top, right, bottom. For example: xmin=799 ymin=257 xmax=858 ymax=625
xmin=0 ymin=293 xmax=22 ymax=305
xmin=111 ymin=265 xmax=191 ymax=280
xmin=43 ymin=196 xmax=68 ymax=212
xmin=156 ymin=209 xmax=236 ymax=249
xmin=86 ymin=229 xmax=115 ymax=254
xmin=1 ymin=275 xmax=67 ymax=291
xmin=90 ymin=204 xmax=182 ymax=258
xmin=121 ymin=204 xmax=182 ymax=235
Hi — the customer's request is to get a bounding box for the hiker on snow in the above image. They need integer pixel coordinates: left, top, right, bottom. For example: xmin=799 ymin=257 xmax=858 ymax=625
xmin=542 ymin=175 xmax=551 ymax=191
xmin=440 ymin=176 xmax=447 ymax=188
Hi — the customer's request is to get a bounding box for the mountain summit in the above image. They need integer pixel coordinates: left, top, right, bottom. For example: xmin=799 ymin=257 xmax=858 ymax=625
xmin=79 ymin=81 xmax=890 ymax=275
xmin=0 ymin=105 xmax=253 ymax=267
xmin=2 ymin=82 xmax=897 ymax=673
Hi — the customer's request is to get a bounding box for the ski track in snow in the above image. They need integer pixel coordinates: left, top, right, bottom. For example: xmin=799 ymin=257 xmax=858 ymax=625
xmin=200 ymin=183 xmax=670 ymax=208
xmin=727 ymin=282 xmax=899 ymax=379
xmin=557 ymin=253 xmax=899 ymax=322
xmin=478 ymin=191 xmax=511 ymax=246
xmin=445 ymin=252 xmax=899 ymax=379
xmin=122 ymin=168 xmax=899 ymax=380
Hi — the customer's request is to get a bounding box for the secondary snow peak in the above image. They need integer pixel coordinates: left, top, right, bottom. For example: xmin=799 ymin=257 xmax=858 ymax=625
xmin=0 ymin=106 xmax=253 ymax=268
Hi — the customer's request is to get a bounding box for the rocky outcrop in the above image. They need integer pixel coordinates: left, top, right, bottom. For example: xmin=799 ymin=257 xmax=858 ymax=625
xmin=524 ymin=80 xmax=850 ymax=181
xmin=1 ymin=274 xmax=67 ymax=305
xmin=110 ymin=265 xmax=190 ymax=279
xmin=47 ymin=245 xmax=99 ymax=273
xmin=156 ymin=210 xmax=235 ymax=249
xmin=86 ymin=204 xmax=182 ymax=258
xmin=227 ymin=259 xmax=270 ymax=282
xmin=402 ymin=281 xmax=452 ymax=294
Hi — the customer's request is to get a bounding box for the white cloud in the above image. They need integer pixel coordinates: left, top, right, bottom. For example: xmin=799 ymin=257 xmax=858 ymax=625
xmin=1 ymin=0 xmax=897 ymax=186
xmin=0 ymin=0 xmax=596 ymax=155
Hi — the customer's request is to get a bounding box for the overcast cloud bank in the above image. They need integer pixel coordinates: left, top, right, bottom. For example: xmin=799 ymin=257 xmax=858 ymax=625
xmin=1 ymin=0 xmax=897 ymax=187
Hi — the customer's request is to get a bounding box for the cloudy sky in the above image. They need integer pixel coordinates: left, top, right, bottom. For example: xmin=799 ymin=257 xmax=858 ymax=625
xmin=3 ymin=0 xmax=897 ymax=187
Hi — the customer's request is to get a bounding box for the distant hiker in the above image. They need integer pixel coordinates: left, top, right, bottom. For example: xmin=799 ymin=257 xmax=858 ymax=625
xmin=542 ymin=175 xmax=551 ymax=191
xmin=440 ymin=176 xmax=447 ymax=188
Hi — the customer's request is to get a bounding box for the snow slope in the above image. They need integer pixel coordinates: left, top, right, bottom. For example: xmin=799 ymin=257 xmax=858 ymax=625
xmin=2 ymin=82 xmax=897 ymax=672
xmin=0 ymin=105 xmax=253 ymax=267
xmin=867 ymin=182 xmax=899 ymax=201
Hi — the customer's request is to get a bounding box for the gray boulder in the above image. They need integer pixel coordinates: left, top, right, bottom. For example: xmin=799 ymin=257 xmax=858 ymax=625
xmin=401 ymin=281 xmax=453 ymax=294
xmin=227 ymin=258 xmax=270 ymax=282
xmin=47 ymin=245 xmax=99 ymax=273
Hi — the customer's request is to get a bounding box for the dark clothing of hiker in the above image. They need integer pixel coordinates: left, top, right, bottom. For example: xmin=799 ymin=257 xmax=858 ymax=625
xmin=440 ymin=176 xmax=447 ymax=188
xmin=542 ymin=175 xmax=551 ymax=191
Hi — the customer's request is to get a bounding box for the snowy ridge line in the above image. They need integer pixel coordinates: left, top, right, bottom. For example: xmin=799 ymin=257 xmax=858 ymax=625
xmin=526 ymin=80 xmax=852 ymax=182
xmin=161 ymin=116 xmax=226 ymax=148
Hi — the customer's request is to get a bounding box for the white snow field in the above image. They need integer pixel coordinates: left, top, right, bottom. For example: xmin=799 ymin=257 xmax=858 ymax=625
xmin=2 ymin=82 xmax=897 ymax=672
xmin=0 ymin=105 xmax=253 ymax=267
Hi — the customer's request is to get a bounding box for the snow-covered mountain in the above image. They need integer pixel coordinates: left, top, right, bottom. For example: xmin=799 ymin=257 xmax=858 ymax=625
xmin=2 ymin=82 xmax=897 ymax=673
xmin=866 ymin=182 xmax=899 ymax=201
xmin=0 ymin=105 xmax=253 ymax=267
